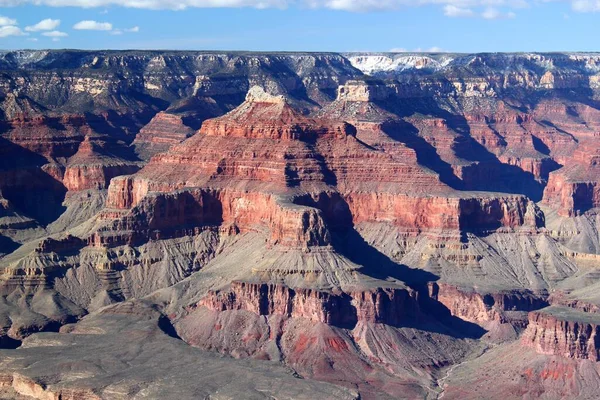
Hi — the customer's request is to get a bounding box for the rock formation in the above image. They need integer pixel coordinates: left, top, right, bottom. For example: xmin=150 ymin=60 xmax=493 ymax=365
xmin=4 ymin=51 xmax=600 ymax=399
xmin=522 ymin=307 xmax=600 ymax=360
xmin=132 ymin=112 xmax=195 ymax=160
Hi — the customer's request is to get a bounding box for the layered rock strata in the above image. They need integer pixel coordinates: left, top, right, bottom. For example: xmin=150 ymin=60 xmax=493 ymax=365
xmin=522 ymin=307 xmax=600 ymax=360
xmin=132 ymin=112 xmax=195 ymax=160
xmin=199 ymin=281 xmax=420 ymax=327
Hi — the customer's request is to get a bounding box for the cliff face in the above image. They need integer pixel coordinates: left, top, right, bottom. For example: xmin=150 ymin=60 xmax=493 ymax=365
xmin=132 ymin=112 xmax=195 ymax=160
xmin=542 ymin=142 xmax=600 ymax=216
xmin=62 ymin=137 xmax=141 ymax=192
xmin=522 ymin=307 xmax=600 ymax=360
xmin=100 ymin=188 xmax=331 ymax=249
xmin=178 ymin=280 xmax=473 ymax=398
xmin=430 ymin=283 xmax=549 ymax=326
xmin=199 ymin=281 xmax=420 ymax=327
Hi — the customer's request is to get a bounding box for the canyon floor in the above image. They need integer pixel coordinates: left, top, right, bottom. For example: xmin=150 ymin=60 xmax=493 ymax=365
xmin=2 ymin=50 xmax=600 ymax=399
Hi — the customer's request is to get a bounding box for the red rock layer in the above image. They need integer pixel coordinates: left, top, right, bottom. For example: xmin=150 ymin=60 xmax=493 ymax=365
xmin=102 ymin=86 xmax=544 ymax=241
xmin=543 ymin=140 xmax=600 ymax=216
xmin=522 ymin=308 xmax=600 ymax=360
xmin=342 ymin=192 xmax=542 ymax=231
xmin=199 ymin=281 xmax=420 ymax=327
xmin=200 ymin=91 xmax=352 ymax=141
xmin=6 ymin=114 xmax=90 ymax=158
xmin=101 ymin=180 xmax=542 ymax=252
xmin=429 ymin=283 xmax=548 ymax=325
xmin=99 ymin=188 xmax=331 ymax=249
xmin=63 ymin=137 xmax=140 ymax=191
xmin=110 ymin=86 xmax=448 ymax=199
xmin=132 ymin=112 xmax=195 ymax=159
xmin=534 ymin=100 xmax=600 ymax=215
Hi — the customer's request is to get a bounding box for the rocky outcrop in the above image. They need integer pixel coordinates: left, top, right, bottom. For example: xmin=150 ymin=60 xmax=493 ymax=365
xmin=522 ymin=307 xmax=600 ymax=360
xmin=336 ymin=80 xmax=390 ymax=102
xmin=103 ymin=180 xmax=542 ymax=252
xmin=64 ymin=163 xmax=140 ymax=192
xmin=269 ymin=201 xmax=331 ymax=248
xmin=62 ymin=137 xmax=141 ymax=192
xmin=105 ymin=176 xmax=151 ymax=210
xmin=430 ymin=283 xmax=548 ymax=325
xmin=102 ymin=187 xmax=331 ymax=249
xmin=199 ymin=86 xmax=353 ymax=141
xmin=199 ymin=281 xmax=419 ymax=327
xmin=342 ymin=192 xmax=543 ymax=231
xmin=132 ymin=112 xmax=195 ymax=160
xmin=543 ymin=168 xmax=600 ymax=217
xmin=36 ymin=235 xmax=85 ymax=254
xmin=0 ymin=373 xmax=102 ymax=400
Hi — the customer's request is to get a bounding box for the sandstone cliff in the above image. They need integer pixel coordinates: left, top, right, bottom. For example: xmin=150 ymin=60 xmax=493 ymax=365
xmin=522 ymin=307 xmax=600 ymax=360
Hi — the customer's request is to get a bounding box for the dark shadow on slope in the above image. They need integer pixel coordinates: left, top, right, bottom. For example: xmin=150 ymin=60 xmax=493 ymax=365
xmin=380 ymin=119 xmax=463 ymax=188
xmin=158 ymin=315 xmax=183 ymax=340
xmin=330 ymin=227 xmax=486 ymax=338
xmin=44 ymin=117 xmax=67 ymax=132
xmin=168 ymin=93 xmax=246 ymax=131
xmin=330 ymin=227 xmax=438 ymax=287
xmin=0 ymin=235 xmax=20 ymax=255
xmin=0 ymin=137 xmax=67 ymax=226
xmin=531 ymin=135 xmax=551 ymax=155
xmin=85 ymin=105 xmax=164 ymax=145
xmin=414 ymin=289 xmax=487 ymax=339
xmin=539 ymin=120 xmax=579 ymax=143
xmin=91 ymin=137 xmax=143 ymax=163
xmin=296 ymin=193 xmax=487 ymax=339
xmin=284 ymin=164 xmax=301 ymax=187
xmin=2 ymin=181 xmax=67 ymax=226
xmin=0 ymin=336 xmax=22 ymax=349
xmin=311 ymin=151 xmax=338 ymax=187
xmin=375 ymin=98 xmax=547 ymax=201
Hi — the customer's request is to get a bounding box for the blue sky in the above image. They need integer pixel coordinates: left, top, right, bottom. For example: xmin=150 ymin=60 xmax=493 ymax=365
xmin=0 ymin=1 xmax=597 ymax=52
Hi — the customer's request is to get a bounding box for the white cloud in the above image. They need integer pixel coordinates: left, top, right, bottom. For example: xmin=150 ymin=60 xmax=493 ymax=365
xmin=25 ymin=18 xmax=61 ymax=31
xmin=42 ymin=30 xmax=68 ymax=37
xmin=109 ymin=26 xmax=139 ymax=35
xmin=27 ymin=37 xmax=38 ymax=41
xmin=73 ymin=20 xmax=112 ymax=30
xmin=444 ymin=5 xmax=474 ymax=17
xmin=0 ymin=0 xmax=591 ymax=15
xmin=52 ymin=37 xmax=60 ymax=41
xmin=572 ymin=0 xmax=600 ymax=11
xmin=482 ymin=7 xmax=516 ymax=19
xmin=0 ymin=25 xmax=25 ymax=37
xmin=0 ymin=0 xmax=528 ymax=10
xmin=0 ymin=15 xmax=17 ymax=26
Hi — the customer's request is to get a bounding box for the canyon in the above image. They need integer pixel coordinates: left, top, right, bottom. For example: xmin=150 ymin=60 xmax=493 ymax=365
xmin=2 ymin=50 xmax=600 ymax=398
